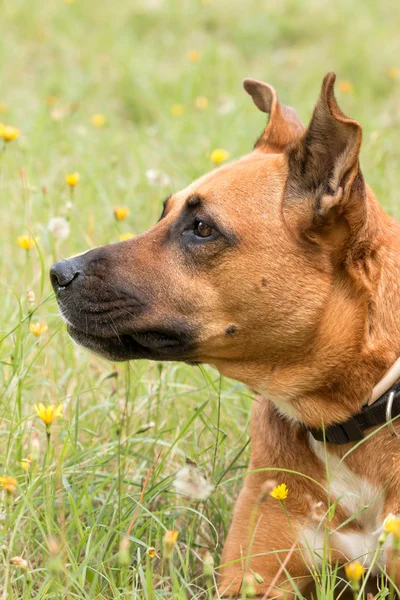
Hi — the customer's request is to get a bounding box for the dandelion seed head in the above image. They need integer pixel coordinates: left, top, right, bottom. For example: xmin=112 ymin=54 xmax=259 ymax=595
xmin=145 ymin=169 xmax=171 ymax=188
xmin=48 ymin=217 xmax=71 ymax=240
xmin=173 ymin=464 xmax=214 ymax=500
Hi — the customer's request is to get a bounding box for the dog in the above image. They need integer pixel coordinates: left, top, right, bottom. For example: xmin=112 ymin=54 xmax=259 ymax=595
xmin=50 ymin=73 xmax=400 ymax=597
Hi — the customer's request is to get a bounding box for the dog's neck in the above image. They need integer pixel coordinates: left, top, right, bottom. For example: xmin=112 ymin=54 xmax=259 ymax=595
xmin=292 ymin=190 xmax=400 ymax=427
xmin=228 ymin=187 xmax=400 ymax=429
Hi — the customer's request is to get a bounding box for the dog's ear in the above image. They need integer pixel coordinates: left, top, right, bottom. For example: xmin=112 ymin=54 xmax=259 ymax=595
xmin=285 ymin=73 xmax=365 ymax=245
xmin=243 ymin=78 xmax=305 ymax=153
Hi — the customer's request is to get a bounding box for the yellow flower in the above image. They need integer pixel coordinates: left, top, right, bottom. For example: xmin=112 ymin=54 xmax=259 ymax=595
xmin=29 ymin=322 xmax=48 ymax=337
xmin=46 ymin=96 xmax=57 ymax=106
xmin=0 ymin=476 xmax=17 ymax=493
xmin=91 ymin=113 xmax=106 ymax=128
xmin=188 ymin=49 xmax=200 ymax=63
xmin=338 ymin=80 xmax=354 ymax=94
xmin=20 ymin=455 xmax=32 ymax=471
xmin=195 ymin=96 xmax=208 ymax=110
xmin=388 ymin=67 xmax=399 ymax=80
xmin=17 ymin=234 xmax=35 ymax=250
xmin=345 ymin=561 xmax=365 ymax=582
xmin=1 ymin=125 xmax=20 ymax=142
xmin=119 ymin=232 xmax=135 ymax=241
xmin=383 ymin=514 xmax=400 ymax=539
xmin=65 ymin=172 xmax=80 ymax=187
xmin=114 ymin=206 xmax=130 ymax=221
xmin=170 ymin=104 xmax=185 ymax=117
xmin=34 ymin=403 xmax=63 ymax=426
xmin=0 ymin=103 xmax=8 ymax=113
xmin=270 ymin=483 xmax=288 ymax=501
xmin=163 ymin=530 xmax=178 ymax=558
xmin=210 ymin=148 xmax=230 ymax=165
xmin=147 ymin=547 xmax=156 ymax=558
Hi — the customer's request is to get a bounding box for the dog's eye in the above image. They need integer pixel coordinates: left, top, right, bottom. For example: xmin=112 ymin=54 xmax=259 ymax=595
xmin=194 ymin=220 xmax=215 ymax=238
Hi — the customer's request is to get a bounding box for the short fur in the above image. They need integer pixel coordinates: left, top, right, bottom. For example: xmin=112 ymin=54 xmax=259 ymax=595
xmin=51 ymin=73 xmax=400 ymax=597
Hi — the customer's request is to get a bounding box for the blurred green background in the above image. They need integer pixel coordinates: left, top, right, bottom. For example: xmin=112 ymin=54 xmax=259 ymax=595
xmin=0 ymin=0 xmax=399 ymax=597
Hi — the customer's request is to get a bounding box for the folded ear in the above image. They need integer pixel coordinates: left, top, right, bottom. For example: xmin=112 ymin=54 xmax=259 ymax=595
xmin=285 ymin=73 xmax=365 ymax=244
xmin=243 ymin=78 xmax=305 ymax=153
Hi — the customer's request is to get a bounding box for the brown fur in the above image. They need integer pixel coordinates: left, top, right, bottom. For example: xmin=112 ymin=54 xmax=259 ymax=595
xmin=51 ymin=73 xmax=400 ymax=597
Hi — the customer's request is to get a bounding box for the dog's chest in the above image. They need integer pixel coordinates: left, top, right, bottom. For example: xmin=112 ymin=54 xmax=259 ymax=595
xmin=304 ymin=436 xmax=385 ymax=566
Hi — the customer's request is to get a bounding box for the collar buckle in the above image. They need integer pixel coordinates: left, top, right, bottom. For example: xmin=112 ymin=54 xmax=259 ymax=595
xmin=386 ymin=390 xmax=399 ymax=438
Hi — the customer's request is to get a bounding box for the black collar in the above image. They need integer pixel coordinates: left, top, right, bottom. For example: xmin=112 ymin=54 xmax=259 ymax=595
xmin=308 ymin=381 xmax=400 ymax=444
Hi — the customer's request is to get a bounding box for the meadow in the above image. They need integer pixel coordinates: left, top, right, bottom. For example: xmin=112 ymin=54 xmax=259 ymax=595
xmin=1 ymin=0 xmax=400 ymax=598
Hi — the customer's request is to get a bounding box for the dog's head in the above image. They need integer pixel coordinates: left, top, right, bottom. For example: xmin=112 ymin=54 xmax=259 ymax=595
xmin=51 ymin=73 xmax=375 ymax=417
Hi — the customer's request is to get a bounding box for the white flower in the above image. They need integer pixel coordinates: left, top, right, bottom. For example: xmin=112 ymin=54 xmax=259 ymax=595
xmin=217 ymin=96 xmax=236 ymax=115
xmin=48 ymin=217 xmax=70 ymax=240
xmin=145 ymin=169 xmax=171 ymax=188
xmin=173 ymin=464 xmax=214 ymax=500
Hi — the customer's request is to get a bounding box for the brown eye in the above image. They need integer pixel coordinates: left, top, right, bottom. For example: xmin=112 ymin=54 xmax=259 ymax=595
xmin=194 ymin=220 xmax=215 ymax=238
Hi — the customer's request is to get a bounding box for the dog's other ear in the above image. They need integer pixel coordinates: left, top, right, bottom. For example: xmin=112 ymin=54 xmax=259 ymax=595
xmin=285 ymin=73 xmax=365 ymax=244
xmin=243 ymin=78 xmax=305 ymax=153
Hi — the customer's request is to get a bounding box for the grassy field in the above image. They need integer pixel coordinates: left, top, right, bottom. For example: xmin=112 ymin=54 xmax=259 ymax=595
xmin=1 ymin=0 xmax=400 ymax=598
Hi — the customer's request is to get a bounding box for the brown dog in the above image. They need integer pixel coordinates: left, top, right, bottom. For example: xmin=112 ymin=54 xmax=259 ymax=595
xmin=50 ymin=73 xmax=400 ymax=597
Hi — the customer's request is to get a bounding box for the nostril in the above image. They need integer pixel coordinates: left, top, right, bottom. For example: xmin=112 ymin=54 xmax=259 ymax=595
xmin=50 ymin=259 xmax=81 ymax=291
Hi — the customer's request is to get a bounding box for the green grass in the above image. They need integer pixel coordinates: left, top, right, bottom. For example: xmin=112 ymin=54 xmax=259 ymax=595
xmin=1 ymin=0 xmax=400 ymax=597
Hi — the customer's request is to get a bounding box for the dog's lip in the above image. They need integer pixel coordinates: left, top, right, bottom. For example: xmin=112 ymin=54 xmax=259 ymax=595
xmin=66 ymin=324 xmax=192 ymax=361
xmin=129 ymin=330 xmax=181 ymax=349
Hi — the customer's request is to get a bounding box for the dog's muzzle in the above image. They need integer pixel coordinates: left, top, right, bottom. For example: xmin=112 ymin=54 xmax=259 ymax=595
xmin=49 ymin=249 xmax=197 ymax=362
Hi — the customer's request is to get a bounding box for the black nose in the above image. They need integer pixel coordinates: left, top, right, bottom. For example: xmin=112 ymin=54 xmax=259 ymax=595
xmin=50 ymin=258 xmax=81 ymax=291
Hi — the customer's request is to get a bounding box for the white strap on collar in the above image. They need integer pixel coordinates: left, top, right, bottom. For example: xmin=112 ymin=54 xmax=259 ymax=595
xmin=368 ymin=356 xmax=400 ymax=406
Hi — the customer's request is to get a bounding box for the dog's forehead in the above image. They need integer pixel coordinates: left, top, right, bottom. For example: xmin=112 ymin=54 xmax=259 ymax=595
xmin=172 ymin=151 xmax=287 ymax=212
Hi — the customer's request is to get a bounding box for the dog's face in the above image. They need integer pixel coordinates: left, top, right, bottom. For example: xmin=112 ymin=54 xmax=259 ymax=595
xmin=51 ymin=74 xmax=367 ymax=394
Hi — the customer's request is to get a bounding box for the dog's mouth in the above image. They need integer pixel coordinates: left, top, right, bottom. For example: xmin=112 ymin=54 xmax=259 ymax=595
xmin=129 ymin=330 xmax=183 ymax=349
xmin=67 ymin=324 xmax=195 ymax=362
